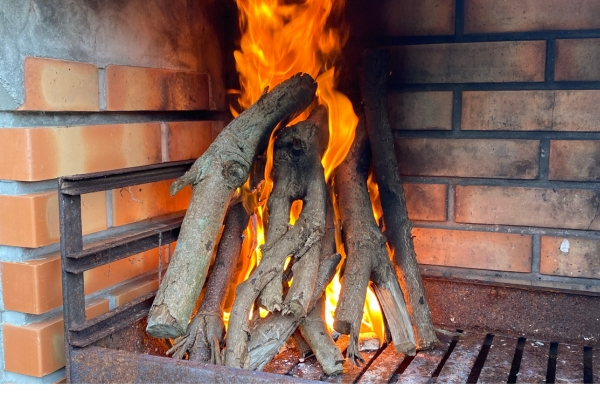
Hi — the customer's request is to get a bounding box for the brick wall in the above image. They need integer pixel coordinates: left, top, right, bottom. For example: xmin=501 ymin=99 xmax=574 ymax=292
xmin=0 ymin=0 xmax=225 ymax=384
xmin=348 ymin=0 xmax=600 ymax=293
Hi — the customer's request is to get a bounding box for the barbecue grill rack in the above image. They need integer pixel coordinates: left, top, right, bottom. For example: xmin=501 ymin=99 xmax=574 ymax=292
xmin=59 ymin=162 xmax=600 ymax=384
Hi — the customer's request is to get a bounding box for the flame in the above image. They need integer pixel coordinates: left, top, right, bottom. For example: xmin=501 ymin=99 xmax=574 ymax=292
xmin=226 ymin=0 xmax=383 ymax=343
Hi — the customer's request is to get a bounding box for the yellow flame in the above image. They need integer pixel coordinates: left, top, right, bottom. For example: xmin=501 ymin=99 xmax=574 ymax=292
xmin=226 ymin=0 xmax=383 ymax=343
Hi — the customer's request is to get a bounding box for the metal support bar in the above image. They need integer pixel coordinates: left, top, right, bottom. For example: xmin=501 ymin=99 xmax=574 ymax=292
xmin=59 ymin=160 xmax=197 ymax=382
xmin=59 ymin=160 xmax=193 ymax=195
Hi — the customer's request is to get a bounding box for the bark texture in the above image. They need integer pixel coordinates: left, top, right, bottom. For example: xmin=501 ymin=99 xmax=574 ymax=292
xmin=360 ymin=49 xmax=438 ymax=350
xmin=225 ymin=108 xmax=328 ymax=368
xmin=299 ymin=297 xmax=344 ymax=375
xmin=247 ymin=185 xmax=343 ymax=374
xmin=246 ymin=253 xmax=341 ymax=371
xmin=146 ymin=73 xmax=317 ymax=338
xmin=258 ymin=106 xmax=329 ymax=316
xmin=334 ymin=117 xmax=416 ymax=364
xmin=166 ymin=202 xmax=249 ymax=362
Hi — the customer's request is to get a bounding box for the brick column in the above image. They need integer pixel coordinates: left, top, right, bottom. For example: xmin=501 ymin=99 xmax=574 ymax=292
xmin=0 ymin=0 xmax=225 ymax=384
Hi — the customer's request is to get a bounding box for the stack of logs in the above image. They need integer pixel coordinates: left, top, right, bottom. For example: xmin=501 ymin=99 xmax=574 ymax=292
xmin=145 ymin=50 xmax=439 ymax=375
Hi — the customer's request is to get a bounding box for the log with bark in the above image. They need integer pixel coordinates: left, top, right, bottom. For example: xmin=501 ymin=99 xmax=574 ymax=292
xmin=258 ymin=106 xmax=330 ymax=317
xmin=146 ymin=73 xmax=317 ymax=339
xmin=247 ymin=184 xmax=344 ymax=375
xmin=247 ymin=253 xmax=342 ymax=373
xmin=334 ymin=116 xmax=416 ymax=365
xmin=360 ymin=49 xmax=438 ymax=350
xmin=166 ymin=201 xmax=249 ymax=362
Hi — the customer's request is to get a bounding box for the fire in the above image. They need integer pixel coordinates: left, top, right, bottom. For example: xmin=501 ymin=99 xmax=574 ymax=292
xmin=228 ymin=0 xmax=383 ymax=342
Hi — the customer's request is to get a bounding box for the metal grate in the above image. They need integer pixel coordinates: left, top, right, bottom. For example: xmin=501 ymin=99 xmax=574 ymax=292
xmin=59 ymin=162 xmax=600 ymax=384
xmin=263 ymin=329 xmax=597 ymax=384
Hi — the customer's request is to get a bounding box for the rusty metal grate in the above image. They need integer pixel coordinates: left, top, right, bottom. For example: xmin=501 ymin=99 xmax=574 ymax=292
xmin=59 ymin=162 xmax=600 ymax=384
xmin=260 ymin=329 xmax=597 ymax=384
xmin=67 ymin=320 xmax=598 ymax=384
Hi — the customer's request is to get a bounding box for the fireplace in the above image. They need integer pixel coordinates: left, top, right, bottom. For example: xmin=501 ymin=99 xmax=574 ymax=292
xmin=1 ymin=0 xmax=600 ymax=384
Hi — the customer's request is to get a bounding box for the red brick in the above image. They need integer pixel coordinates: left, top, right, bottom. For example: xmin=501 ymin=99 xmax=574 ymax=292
xmin=83 ymin=248 xmax=163 ymax=295
xmin=455 ymin=186 xmax=600 ymax=230
xmin=465 ymin=0 xmax=600 ymax=33
xmin=167 ymin=121 xmax=213 ymax=161
xmin=388 ymin=91 xmax=453 ymax=130
xmin=1 ymin=248 xmax=163 ymax=314
xmin=108 ymin=276 xmax=159 ymax=307
xmin=413 ymin=228 xmax=532 ymax=272
xmin=3 ymin=299 xmax=108 ymax=377
xmin=462 ymin=91 xmax=554 ymax=131
xmin=0 ymin=191 xmax=106 ymax=248
xmin=553 ymin=91 xmax=600 ymax=131
xmin=0 ymin=123 xmax=162 ymax=181
xmin=105 ymin=65 xmax=209 ymax=111
xmin=112 ymin=180 xmax=191 ymax=226
xmin=20 ymin=57 xmax=99 ymax=111
xmin=395 ymin=138 xmax=539 ymax=179
xmin=378 ymin=0 xmax=455 ymax=36
xmin=541 ymin=236 xmax=600 ymax=279
xmin=389 ymin=41 xmax=545 ymax=84
xmin=404 ymin=183 xmax=447 ymax=221
xmin=462 ymin=90 xmax=600 ymax=131
xmin=1 ymin=257 xmax=62 ymax=315
xmin=555 ymin=39 xmax=600 ymax=81
xmin=549 ymin=141 xmax=600 ymax=181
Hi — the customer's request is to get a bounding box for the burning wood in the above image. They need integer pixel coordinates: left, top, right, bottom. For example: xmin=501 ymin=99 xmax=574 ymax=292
xmin=360 ymin=49 xmax=439 ymax=350
xmin=224 ymin=106 xmax=329 ymax=368
xmin=147 ymin=84 xmax=437 ymax=372
xmin=335 ymin=116 xmax=416 ymax=364
xmin=145 ymin=0 xmax=438 ymax=377
xmin=146 ymin=73 xmax=317 ymax=339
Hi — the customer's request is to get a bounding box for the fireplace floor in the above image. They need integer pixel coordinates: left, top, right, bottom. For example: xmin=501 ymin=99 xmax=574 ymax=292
xmin=262 ymin=327 xmax=594 ymax=384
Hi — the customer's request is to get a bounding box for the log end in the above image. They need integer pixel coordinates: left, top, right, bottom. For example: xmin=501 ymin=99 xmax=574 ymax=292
xmin=146 ymin=323 xmax=185 ymax=339
xmin=322 ymin=362 xmax=344 ymax=377
xmin=146 ymin=304 xmax=186 ymax=338
xmin=393 ymin=340 xmax=417 ymax=357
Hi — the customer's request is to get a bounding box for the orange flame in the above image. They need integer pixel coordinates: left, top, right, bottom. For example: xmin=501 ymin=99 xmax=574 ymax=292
xmin=228 ymin=0 xmax=383 ymax=342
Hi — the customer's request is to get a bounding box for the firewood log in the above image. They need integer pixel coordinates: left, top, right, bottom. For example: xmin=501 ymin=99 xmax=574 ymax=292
xmin=248 ymin=185 xmax=343 ymax=375
xmin=258 ymin=106 xmax=329 ymax=315
xmin=166 ymin=202 xmax=249 ymax=363
xmin=146 ymin=73 xmax=317 ymax=339
xmin=360 ymin=49 xmax=438 ymax=350
xmin=225 ymin=107 xmax=328 ymax=368
xmin=334 ymin=116 xmax=416 ymax=364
